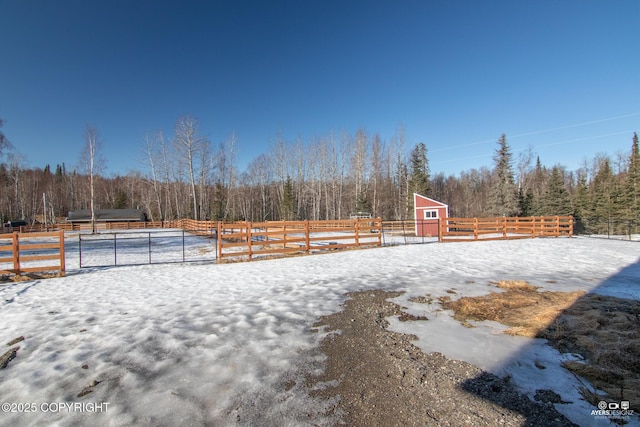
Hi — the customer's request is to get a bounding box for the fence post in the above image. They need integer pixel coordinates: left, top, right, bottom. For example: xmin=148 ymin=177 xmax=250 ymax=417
xmin=355 ymin=219 xmax=360 ymax=247
xmin=305 ymin=220 xmax=310 ymax=254
xmin=438 ymin=217 xmax=442 ymax=242
xmin=569 ymin=216 xmax=574 ymax=238
xmin=216 ymin=221 xmax=222 ymax=260
xmin=376 ymin=218 xmax=382 ymax=246
xmin=473 ymin=218 xmax=478 ymax=240
xmin=58 ymin=230 xmax=66 ymax=275
xmin=12 ymin=232 xmax=20 ymax=275
xmin=247 ymin=223 xmax=253 ymax=261
xmin=502 ymin=217 xmax=507 ymax=239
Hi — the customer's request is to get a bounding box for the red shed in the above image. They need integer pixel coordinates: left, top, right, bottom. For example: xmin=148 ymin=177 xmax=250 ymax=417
xmin=414 ymin=193 xmax=449 ymax=237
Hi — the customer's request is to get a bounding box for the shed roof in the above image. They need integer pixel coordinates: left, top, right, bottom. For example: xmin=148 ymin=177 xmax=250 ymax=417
xmin=66 ymin=209 xmax=147 ymax=222
xmin=413 ymin=193 xmax=448 ymax=208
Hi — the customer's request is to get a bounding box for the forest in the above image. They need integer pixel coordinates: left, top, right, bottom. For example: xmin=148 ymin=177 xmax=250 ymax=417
xmin=1 ymin=116 xmax=638 ymax=234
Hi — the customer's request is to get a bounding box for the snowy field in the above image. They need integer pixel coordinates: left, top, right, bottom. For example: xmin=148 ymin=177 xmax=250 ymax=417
xmin=1 ymin=236 xmax=639 ymax=426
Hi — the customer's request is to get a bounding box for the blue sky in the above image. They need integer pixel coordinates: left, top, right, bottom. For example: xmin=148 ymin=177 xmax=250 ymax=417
xmin=1 ymin=0 xmax=639 ymax=177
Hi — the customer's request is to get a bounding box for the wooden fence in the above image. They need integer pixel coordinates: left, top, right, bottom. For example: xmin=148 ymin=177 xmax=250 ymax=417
xmin=53 ymin=219 xmax=219 ymax=233
xmin=217 ymin=218 xmax=382 ymax=261
xmin=439 ymin=216 xmax=573 ymax=242
xmin=0 ymin=231 xmax=66 ymax=276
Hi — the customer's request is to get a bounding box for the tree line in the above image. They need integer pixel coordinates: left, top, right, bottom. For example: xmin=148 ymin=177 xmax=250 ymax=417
xmin=1 ymin=116 xmax=638 ymax=233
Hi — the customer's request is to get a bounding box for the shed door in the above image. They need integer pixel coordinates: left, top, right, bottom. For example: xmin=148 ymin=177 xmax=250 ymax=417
xmin=418 ymin=209 xmax=440 ymax=236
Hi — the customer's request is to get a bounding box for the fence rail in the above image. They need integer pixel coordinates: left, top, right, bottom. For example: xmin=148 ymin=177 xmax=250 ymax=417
xmin=0 ymin=231 xmax=65 ymax=276
xmin=439 ymin=216 xmax=573 ymax=242
xmin=216 ymin=218 xmax=382 ymax=261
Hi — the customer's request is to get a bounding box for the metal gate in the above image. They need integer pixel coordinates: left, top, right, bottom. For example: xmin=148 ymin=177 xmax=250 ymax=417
xmin=75 ymin=229 xmax=217 ymax=268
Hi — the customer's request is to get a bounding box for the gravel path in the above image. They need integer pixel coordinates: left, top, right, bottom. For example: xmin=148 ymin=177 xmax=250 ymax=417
xmin=307 ymin=289 xmax=577 ymax=427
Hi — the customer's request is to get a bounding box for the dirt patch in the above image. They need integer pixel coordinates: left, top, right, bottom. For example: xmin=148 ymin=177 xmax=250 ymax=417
xmin=439 ymin=281 xmax=640 ymax=411
xmin=308 ymin=289 xmax=575 ymax=426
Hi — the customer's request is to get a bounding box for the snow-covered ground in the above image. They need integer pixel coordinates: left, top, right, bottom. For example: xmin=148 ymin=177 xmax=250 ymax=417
xmin=1 ymin=236 xmax=638 ymax=426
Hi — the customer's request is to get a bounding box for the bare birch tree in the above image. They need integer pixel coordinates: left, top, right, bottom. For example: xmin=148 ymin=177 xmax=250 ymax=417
xmin=173 ymin=115 xmax=206 ymax=220
xmin=141 ymin=131 xmax=165 ymax=221
xmin=80 ymin=125 xmax=104 ymax=233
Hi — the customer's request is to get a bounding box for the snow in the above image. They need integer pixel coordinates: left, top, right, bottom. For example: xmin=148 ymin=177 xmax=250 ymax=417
xmin=1 ymin=235 xmax=638 ymax=426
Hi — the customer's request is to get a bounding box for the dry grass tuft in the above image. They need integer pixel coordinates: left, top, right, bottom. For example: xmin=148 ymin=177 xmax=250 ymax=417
xmin=1 ymin=272 xmax=61 ymax=283
xmin=439 ymin=283 xmax=583 ymax=338
xmin=540 ymin=293 xmax=640 ymax=408
xmin=437 ymin=281 xmax=640 ymax=410
xmin=495 ymin=280 xmax=539 ymax=292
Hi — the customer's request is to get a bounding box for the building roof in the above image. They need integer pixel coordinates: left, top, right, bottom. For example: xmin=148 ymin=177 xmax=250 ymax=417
xmin=66 ymin=209 xmax=147 ymax=222
xmin=413 ymin=193 xmax=449 ymax=208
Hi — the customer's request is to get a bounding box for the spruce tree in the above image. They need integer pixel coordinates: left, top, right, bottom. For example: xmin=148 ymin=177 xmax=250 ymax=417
xmin=572 ymin=171 xmax=590 ymax=233
xmin=489 ymin=134 xmax=517 ymax=216
xmin=625 ymin=132 xmax=640 ymax=219
xmin=409 ymin=142 xmax=431 ymax=196
xmin=591 ymin=158 xmax=615 ymax=223
xmin=407 ymin=142 xmax=431 ymax=218
xmin=280 ymin=175 xmax=296 ymax=220
xmin=538 ymin=166 xmax=572 ymax=216
xmin=355 ymin=190 xmax=371 ymax=214
xmin=517 ymin=187 xmax=534 ymax=216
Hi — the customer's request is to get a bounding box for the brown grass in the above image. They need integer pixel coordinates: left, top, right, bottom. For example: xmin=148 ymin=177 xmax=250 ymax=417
xmin=540 ymin=293 xmax=640 ymax=408
xmin=439 ymin=281 xmax=583 ymax=338
xmin=437 ymin=281 xmax=640 ymax=409
xmin=1 ymin=272 xmax=62 ymax=283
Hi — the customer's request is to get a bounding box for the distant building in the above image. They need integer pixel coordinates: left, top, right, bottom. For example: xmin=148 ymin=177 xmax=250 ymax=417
xmin=349 ymin=212 xmax=372 ymax=219
xmin=2 ymin=220 xmax=28 ymax=233
xmin=413 ymin=194 xmax=449 ymax=237
xmin=66 ymin=209 xmax=148 ymax=223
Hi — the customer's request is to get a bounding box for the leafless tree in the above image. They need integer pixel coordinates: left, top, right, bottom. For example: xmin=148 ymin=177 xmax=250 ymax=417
xmin=173 ymin=115 xmax=207 ymax=219
xmin=141 ymin=131 xmax=166 ymax=221
xmin=6 ymin=153 xmax=27 ymax=219
xmin=80 ymin=125 xmax=104 ymax=233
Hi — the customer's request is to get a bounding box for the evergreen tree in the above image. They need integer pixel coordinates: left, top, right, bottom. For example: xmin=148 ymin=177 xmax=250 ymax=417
xmin=212 ymin=182 xmax=226 ymax=220
xmin=112 ymin=189 xmax=128 ymax=209
xmin=489 ymin=134 xmax=517 ymax=216
xmin=625 ymin=132 xmax=640 ymax=218
xmin=280 ymin=175 xmax=296 ymax=220
xmin=517 ymin=187 xmax=534 ymax=216
xmin=409 ymin=142 xmax=431 ymax=196
xmin=591 ymin=158 xmax=615 ymax=220
xmin=407 ymin=142 xmax=431 ymax=218
xmin=355 ymin=190 xmax=371 ymax=213
xmin=572 ymin=170 xmax=590 ymax=233
xmin=538 ymin=166 xmax=572 ymax=216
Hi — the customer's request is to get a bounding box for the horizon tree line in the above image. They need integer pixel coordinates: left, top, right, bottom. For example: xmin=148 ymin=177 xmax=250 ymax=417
xmin=0 ymin=116 xmax=638 ymax=234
